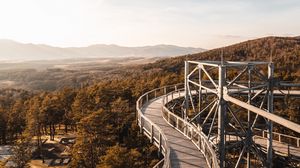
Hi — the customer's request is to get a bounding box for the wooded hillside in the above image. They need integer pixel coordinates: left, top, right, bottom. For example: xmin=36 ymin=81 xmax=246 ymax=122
xmin=143 ymin=36 xmax=300 ymax=82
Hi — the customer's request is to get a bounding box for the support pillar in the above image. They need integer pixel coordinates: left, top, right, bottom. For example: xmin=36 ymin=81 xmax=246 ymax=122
xmin=267 ymin=63 xmax=274 ymax=167
xmin=247 ymin=66 xmax=252 ymax=168
xmin=184 ymin=61 xmax=189 ymax=122
xmin=198 ymin=65 xmax=202 ymax=113
xmin=218 ymin=65 xmax=226 ymax=168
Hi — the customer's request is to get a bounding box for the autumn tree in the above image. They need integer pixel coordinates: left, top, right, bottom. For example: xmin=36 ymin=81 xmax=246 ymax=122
xmin=40 ymin=93 xmax=64 ymax=140
xmin=25 ymin=95 xmax=44 ymax=157
xmin=10 ymin=136 xmax=32 ymax=168
xmin=57 ymin=88 xmax=76 ymax=133
xmin=110 ymin=97 xmax=130 ymax=143
xmin=7 ymin=100 xmax=26 ymax=142
xmin=70 ymin=110 xmax=115 ymax=168
xmin=0 ymin=108 xmax=7 ymax=145
xmin=97 ymin=145 xmax=143 ymax=168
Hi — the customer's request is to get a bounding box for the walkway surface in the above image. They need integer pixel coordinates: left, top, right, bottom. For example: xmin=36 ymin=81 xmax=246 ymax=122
xmin=225 ymin=135 xmax=300 ymax=157
xmin=254 ymin=136 xmax=300 ymax=157
xmin=142 ymin=98 xmax=208 ymax=168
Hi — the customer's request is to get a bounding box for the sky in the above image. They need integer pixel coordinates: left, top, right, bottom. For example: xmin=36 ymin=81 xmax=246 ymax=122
xmin=0 ymin=0 xmax=299 ymax=49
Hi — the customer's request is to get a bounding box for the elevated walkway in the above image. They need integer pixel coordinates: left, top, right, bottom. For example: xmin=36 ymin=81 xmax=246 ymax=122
xmin=137 ymin=85 xmax=218 ymax=168
xmin=142 ymin=98 xmax=208 ymax=168
xmin=137 ymin=84 xmax=300 ymax=168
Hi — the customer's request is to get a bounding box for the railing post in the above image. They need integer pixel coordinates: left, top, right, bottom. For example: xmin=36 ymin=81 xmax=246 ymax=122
xmin=288 ymin=144 xmax=290 ymax=157
xmin=159 ymin=133 xmax=162 ymax=152
xmin=175 ymin=85 xmax=177 ymax=91
xmin=140 ymin=117 xmax=143 ymax=133
xmin=198 ymin=134 xmax=201 ymax=150
xmin=166 ymin=92 xmax=169 ymax=103
xmin=136 ymin=110 xmax=139 ymax=127
xmin=146 ymin=94 xmax=149 ymax=102
xmin=278 ymin=134 xmax=281 ymax=143
xmin=164 ymin=87 xmax=167 ymax=95
xmin=297 ymin=139 xmax=300 ymax=147
xmin=150 ymin=124 xmax=153 ymax=143
xmin=154 ymin=90 xmax=157 ymax=98
xmin=183 ymin=122 xmax=186 ymax=135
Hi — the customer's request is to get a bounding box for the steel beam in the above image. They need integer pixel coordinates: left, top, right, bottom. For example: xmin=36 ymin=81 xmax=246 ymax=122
xmin=184 ymin=61 xmax=189 ymax=122
xmin=267 ymin=63 xmax=274 ymax=168
xmin=218 ymin=65 xmax=226 ymax=168
xmin=223 ymin=94 xmax=300 ymax=133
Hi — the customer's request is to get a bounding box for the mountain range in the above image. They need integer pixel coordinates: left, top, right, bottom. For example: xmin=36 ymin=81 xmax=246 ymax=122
xmin=0 ymin=39 xmax=205 ymax=61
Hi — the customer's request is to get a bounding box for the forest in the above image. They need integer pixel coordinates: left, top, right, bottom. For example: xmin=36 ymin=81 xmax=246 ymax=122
xmin=0 ymin=36 xmax=300 ymax=167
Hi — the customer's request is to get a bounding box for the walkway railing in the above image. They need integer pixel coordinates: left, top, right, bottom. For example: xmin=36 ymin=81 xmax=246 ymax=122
xmin=136 ymin=84 xmax=185 ymax=168
xmin=161 ymin=88 xmax=219 ymax=168
xmin=254 ymin=128 xmax=300 ymax=147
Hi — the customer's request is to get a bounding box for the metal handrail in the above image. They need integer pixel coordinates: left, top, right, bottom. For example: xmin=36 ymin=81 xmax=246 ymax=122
xmin=253 ymin=128 xmax=300 ymax=147
xmin=161 ymin=88 xmax=219 ymax=168
xmin=136 ymin=83 xmax=184 ymax=168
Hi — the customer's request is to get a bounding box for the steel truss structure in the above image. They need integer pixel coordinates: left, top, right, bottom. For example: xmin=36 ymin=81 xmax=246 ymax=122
xmin=182 ymin=61 xmax=300 ymax=168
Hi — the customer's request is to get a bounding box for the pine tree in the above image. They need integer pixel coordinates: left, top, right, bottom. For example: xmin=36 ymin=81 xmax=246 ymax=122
xmin=10 ymin=136 xmax=32 ymax=168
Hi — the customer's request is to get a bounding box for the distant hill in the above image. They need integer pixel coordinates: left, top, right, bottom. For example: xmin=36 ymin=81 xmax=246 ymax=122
xmin=143 ymin=36 xmax=300 ymax=82
xmin=0 ymin=39 xmax=205 ymax=61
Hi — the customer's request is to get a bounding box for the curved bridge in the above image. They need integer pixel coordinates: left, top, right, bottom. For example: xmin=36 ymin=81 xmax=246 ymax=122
xmin=137 ymin=84 xmax=218 ymax=168
xmin=137 ymin=61 xmax=300 ymax=168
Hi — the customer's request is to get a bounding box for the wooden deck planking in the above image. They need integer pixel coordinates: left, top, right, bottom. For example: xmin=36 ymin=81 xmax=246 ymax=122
xmin=253 ymin=136 xmax=300 ymax=158
xmin=142 ymin=98 xmax=208 ymax=168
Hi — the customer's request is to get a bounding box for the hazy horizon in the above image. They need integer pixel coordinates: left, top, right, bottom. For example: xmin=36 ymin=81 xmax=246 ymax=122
xmin=0 ymin=0 xmax=300 ymax=49
xmin=0 ymin=39 xmax=205 ymax=62
xmin=0 ymin=38 xmax=203 ymax=48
